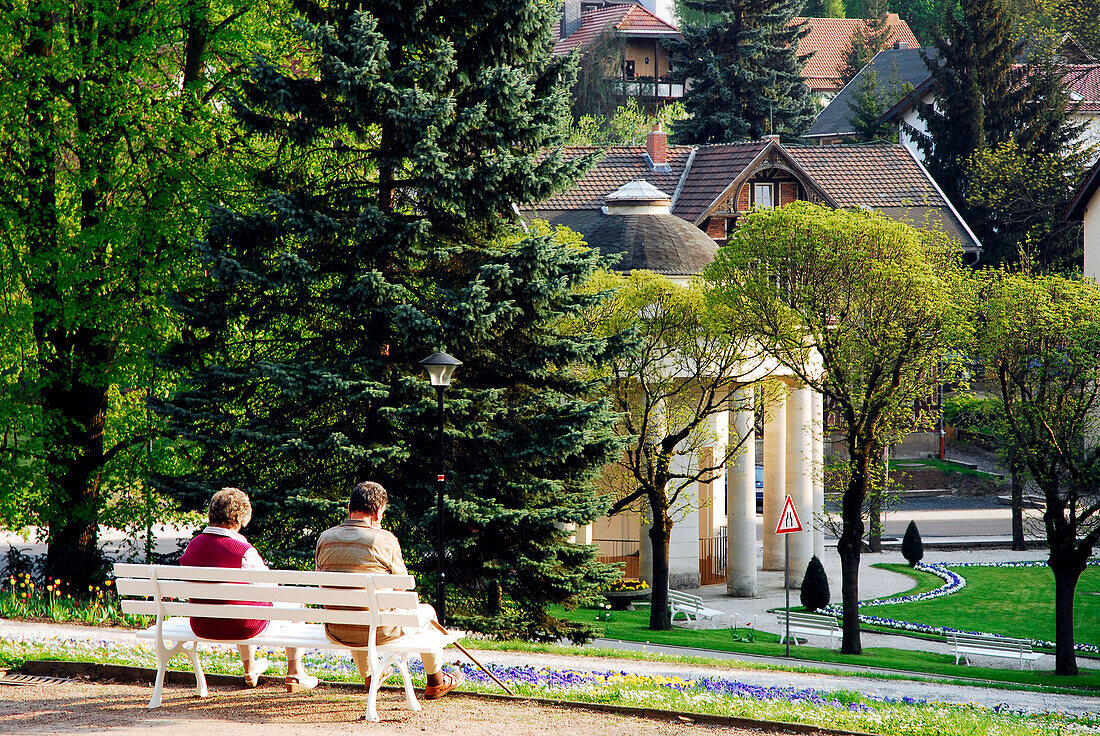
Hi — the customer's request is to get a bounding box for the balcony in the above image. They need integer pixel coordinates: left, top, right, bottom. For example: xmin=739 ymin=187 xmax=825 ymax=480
xmin=610 ymin=76 xmax=685 ymax=100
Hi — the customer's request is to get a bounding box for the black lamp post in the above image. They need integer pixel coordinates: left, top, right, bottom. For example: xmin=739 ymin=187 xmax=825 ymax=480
xmin=419 ymin=351 xmax=462 ymax=625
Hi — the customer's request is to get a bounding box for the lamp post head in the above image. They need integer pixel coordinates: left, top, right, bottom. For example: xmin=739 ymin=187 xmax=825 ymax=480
xmin=419 ymin=351 xmax=462 ymax=388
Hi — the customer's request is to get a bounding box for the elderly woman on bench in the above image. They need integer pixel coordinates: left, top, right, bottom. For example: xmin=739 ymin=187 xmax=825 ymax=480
xmin=180 ymin=487 xmax=318 ymax=692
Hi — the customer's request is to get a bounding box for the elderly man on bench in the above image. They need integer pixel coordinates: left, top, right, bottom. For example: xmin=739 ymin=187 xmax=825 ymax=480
xmin=316 ymin=480 xmax=464 ymax=700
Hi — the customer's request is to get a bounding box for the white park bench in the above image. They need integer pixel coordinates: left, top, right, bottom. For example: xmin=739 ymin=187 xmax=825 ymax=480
xmin=114 ymin=563 xmax=461 ymax=722
xmin=668 ymin=589 xmax=729 ymax=628
xmin=775 ymin=610 xmax=841 ymax=647
xmin=947 ymin=632 xmax=1042 ymax=669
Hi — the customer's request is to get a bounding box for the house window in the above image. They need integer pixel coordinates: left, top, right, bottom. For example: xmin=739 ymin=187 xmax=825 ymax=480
xmin=623 ymin=60 xmax=636 ymax=80
xmin=754 ymin=183 xmax=774 ymax=209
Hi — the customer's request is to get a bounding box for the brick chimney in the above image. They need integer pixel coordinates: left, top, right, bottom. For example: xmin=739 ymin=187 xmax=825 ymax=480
xmin=646 ymin=122 xmax=668 ymax=170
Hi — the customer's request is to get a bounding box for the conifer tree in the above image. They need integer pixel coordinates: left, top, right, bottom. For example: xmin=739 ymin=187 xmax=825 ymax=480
xmin=800 ymin=555 xmax=830 ymax=611
xmin=911 ymin=0 xmax=1087 ymax=265
xmin=901 ymin=520 xmax=924 ymax=566
xmin=838 ymin=10 xmax=893 ymax=84
xmin=155 ymin=0 xmax=628 ymax=641
xmin=671 ymin=0 xmax=816 ymax=143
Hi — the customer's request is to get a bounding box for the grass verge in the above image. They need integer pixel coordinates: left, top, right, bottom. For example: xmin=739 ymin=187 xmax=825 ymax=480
xmin=551 ymin=605 xmax=1100 ymax=693
xmin=3 ymin=636 xmax=1097 ymax=736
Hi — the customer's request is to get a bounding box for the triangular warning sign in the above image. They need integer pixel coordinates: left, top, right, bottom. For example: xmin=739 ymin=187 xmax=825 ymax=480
xmin=775 ymin=495 xmax=803 ymax=534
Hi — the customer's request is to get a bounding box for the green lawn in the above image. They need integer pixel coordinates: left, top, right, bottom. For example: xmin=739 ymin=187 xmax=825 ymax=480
xmin=866 ymin=563 xmax=1100 ymax=648
xmin=556 ymin=604 xmax=1100 ymax=691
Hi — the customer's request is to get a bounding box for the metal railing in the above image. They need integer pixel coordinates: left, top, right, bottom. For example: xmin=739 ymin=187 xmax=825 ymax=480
xmin=699 ymin=533 xmax=727 ymax=586
xmin=595 ymin=539 xmax=640 ymax=579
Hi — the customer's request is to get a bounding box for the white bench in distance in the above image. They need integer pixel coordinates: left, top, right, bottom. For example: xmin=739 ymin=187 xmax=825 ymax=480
xmin=114 ymin=563 xmax=462 ymax=722
xmin=948 ymin=632 xmax=1042 ymax=669
xmin=775 ymin=610 xmax=841 ymax=647
xmin=668 ymin=589 xmax=729 ymax=628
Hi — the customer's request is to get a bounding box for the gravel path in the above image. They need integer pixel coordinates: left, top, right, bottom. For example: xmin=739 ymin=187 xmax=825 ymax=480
xmin=0 ymin=679 xmax=732 ymax=735
xmin=4 ymin=620 xmax=1098 ymax=718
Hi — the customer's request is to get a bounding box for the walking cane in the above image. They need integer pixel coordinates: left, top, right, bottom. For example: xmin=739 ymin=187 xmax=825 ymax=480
xmin=431 ymin=620 xmax=516 ymax=696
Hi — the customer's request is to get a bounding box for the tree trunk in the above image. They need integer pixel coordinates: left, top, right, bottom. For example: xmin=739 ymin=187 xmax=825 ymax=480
xmin=1010 ymin=464 xmax=1026 ymax=551
xmin=41 ymin=329 xmax=113 ymax=589
xmin=838 ymin=448 xmax=869 ymax=654
xmin=1049 ymin=549 xmax=1086 ymax=676
xmin=647 ymin=513 xmax=673 ymax=630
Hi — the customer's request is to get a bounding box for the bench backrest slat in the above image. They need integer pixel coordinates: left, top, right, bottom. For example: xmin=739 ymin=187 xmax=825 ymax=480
xmin=949 ymin=633 xmax=1031 ymax=649
xmin=116 ymin=579 xmax=377 ymax=608
xmin=776 ymin=611 xmax=838 ymax=625
xmin=114 ymin=563 xmax=414 ymax=590
xmin=119 ymin=600 xmax=426 ymax=628
xmin=114 ymin=563 xmax=426 ymax=633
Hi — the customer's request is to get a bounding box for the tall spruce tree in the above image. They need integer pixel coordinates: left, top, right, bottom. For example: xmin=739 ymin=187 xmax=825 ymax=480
xmin=671 ymin=0 xmax=816 ymax=143
xmin=910 ymin=0 xmax=1087 ymax=264
xmin=154 ymin=0 xmax=628 ymax=641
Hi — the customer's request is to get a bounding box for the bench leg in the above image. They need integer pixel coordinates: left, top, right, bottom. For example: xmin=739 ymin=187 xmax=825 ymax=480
xmin=365 ymin=667 xmax=385 ymax=722
xmin=396 ymin=656 xmax=421 ymax=713
xmin=187 ymin=642 xmax=208 ymax=698
xmin=150 ymin=639 xmax=187 ymax=708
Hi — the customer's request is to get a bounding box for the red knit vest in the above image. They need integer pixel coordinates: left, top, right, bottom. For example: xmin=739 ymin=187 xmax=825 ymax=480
xmin=180 ymin=532 xmax=271 ymax=640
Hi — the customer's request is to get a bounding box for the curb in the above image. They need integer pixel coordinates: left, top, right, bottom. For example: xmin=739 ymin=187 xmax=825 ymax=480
xmin=20 ymin=659 xmax=876 ymax=736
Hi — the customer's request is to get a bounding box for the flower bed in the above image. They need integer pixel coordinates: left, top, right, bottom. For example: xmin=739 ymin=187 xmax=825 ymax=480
xmin=3 ymin=636 xmax=1096 ymax=735
xmin=822 ymin=560 xmax=1100 ymax=655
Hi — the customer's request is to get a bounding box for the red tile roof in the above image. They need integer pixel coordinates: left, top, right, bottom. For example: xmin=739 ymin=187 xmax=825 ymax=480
xmin=527 ymin=141 xmax=979 ymax=252
xmin=786 ymin=144 xmax=945 ymax=208
xmin=793 ymin=15 xmax=920 ymax=91
xmin=673 ymin=143 xmax=768 ymax=223
xmin=1064 ymin=64 xmax=1100 ymax=113
xmin=531 ymin=145 xmax=693 ymax=210
xmin=553 ymin=4 xmax=681 ymax=55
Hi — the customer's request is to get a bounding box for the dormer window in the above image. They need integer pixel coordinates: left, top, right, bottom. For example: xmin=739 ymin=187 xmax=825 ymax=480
xmin=754 ymin=183 xmax=775 ymax=209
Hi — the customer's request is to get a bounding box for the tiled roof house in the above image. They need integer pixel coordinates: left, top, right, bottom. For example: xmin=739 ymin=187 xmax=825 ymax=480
xmin=804 ymin=44 xmax=936 ymax=143
xmin=881 ymin=62 xmax=1100 ymax=164
xmin=552 ymin=1 xmax=684 ymax=106
xmin=525 ymin=125 xmax=981 ymax=275
xmin=1065 ymin=157 xmax=1100 ymax=282
xmin=792 ymin=15 xmax=920 ymax=97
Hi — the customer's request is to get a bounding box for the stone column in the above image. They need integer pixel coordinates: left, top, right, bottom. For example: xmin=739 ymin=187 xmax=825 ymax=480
xmin=812 ymin=390 xmax=826 ymax=561
xmin=726 ymin=385 xmax=758 ymax=597
xmin=702 ymin=408 xmax=728 ymax=538
xmin=762 ymin=385 xmax=787 ymax=570
xmin=668 ymin=448 xmax=701 ymax=589
xmin=786 ymin=384 xmax=814 ymax=587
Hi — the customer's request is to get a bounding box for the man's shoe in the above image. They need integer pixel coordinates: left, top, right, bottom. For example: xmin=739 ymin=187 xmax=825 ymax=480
xmin=423 ymin=670 xmax=464 ymax=700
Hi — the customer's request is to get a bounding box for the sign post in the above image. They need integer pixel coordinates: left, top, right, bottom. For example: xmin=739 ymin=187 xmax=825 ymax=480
xmin=775 ymin=495 xmax=803 ymax=658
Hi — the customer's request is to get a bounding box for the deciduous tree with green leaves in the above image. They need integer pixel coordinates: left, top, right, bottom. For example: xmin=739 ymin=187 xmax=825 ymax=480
xmin=574 ymin=270 xmax=770 ymax=630
xmin=154 ymin=0 xmax=628 ymax=642
xmin=0 ymin=0 xmax=286 ymax=589
xmin=705 ymin=202 xmax=970 ymax=653
xmin=972 ymin=268 xmax=1100 ymax=676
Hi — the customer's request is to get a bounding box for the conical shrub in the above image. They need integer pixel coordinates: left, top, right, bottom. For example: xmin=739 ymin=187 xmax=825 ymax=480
xmin=902 ymin=520 xmax=924 ymax=567
xmin=799 ymin=555 xmax=830 ymax=611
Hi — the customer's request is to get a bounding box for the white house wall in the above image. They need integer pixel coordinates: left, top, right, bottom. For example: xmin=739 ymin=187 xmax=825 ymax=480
xmin=1086 ymin=189 xmax=1099 ymax=283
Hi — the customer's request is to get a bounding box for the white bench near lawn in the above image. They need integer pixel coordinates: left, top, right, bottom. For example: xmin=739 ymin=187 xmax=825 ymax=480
xmin=668 ymin=589 xmax=730 ymax=628
xmin=947 ymin=632 xmax=1042 ymax=669
xmin=775 ymin=610 xmax=841 ymax=647
xmin=114 ymin=563 xmax=461 ymax=722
